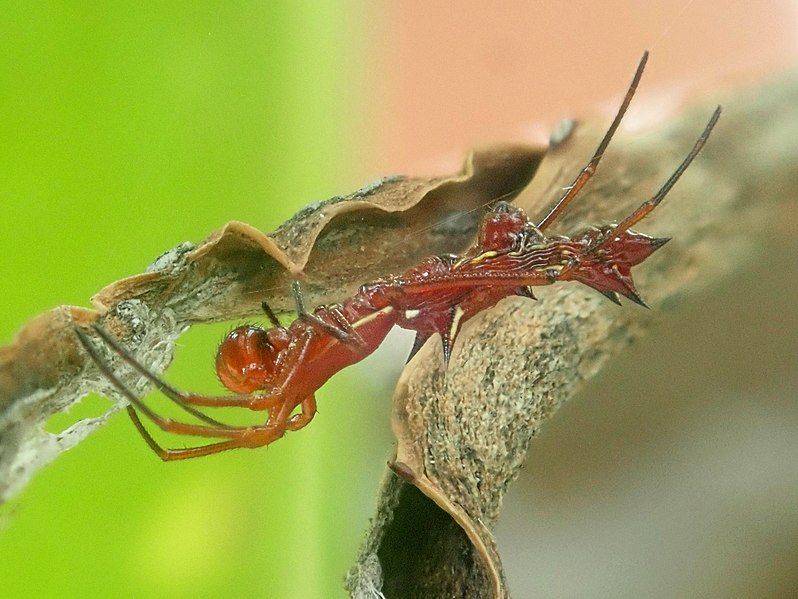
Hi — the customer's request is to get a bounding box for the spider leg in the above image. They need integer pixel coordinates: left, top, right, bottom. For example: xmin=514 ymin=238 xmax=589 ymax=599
xmin=536 ymin=51 xmax=648 ymax=231
xmin=77 ymin=304 xmax=320 ymax=458
xmin=104 ymin=342 xmax=300 ymax=447
xmin=286 ymin=395 xmax=317 ymax=432
xmin=291 ymin=280 xmax=365 ymax=347
xmin=78 ymin=329 xmax=273 ymax=459
xmin=144 ymin=440 xmax=252 ymax=461
xmin=126 ymin=406 xmax=254 ymax=460
xmin=600 ymin=106 xmax=721 ymax=241
xmin=261 ymin=300 xmax=282 ymax=327
xmin=327 ymin=306 xmax=367 ymax=348
xmin=76 ymin=326 xmax=230 ymax=427
xmin=85 ymin=324 xmax=265 ymax=410
xmin=126 ymin=405 xmax=173 ymax=457
xmin=78 ymin=329 xmax=251 ymax=436
xmin=128 ymin=402 xmax=299 ymax=460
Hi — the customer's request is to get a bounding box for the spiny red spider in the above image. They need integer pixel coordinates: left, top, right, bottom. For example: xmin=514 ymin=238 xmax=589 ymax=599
xmin=76 ymin=52 xmax=720 ymax=460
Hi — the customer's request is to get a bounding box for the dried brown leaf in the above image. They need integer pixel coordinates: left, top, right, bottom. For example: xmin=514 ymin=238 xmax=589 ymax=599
xmin=0 ymin=143 xmax=544 ymax=501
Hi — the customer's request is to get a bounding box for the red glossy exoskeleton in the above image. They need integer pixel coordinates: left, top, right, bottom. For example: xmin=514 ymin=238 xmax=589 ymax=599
xmin=76 ymin=52 xmax=721 ymax=460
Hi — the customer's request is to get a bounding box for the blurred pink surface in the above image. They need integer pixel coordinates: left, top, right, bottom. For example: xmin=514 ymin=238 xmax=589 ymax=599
xmin=367 ymin=1 xmax=795 ymax=175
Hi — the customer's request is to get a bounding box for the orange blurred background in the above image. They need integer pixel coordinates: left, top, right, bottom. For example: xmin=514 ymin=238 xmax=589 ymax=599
xmin=366 ymin=1 xmax=794 ymax=174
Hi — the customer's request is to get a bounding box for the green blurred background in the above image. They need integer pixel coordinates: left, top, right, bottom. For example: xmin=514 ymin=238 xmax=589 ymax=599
xmin=0 ymin=3 xmax=393 ymax=597
xmin=2 ymin=2 xmax=795 ymax=598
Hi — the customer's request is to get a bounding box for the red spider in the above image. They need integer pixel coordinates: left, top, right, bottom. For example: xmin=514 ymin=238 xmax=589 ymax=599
xmin=75 ymin=52 xmax=720 ymax=460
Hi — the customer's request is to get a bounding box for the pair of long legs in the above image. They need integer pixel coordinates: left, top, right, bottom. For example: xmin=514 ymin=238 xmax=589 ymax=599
xmin=534 ymin=50 xmax=720 ymax=246
xmin=124 ymin=397 xmax=317 ymax=460
xmin=274 ymin=281 xmax=366 ymax=348
xmin=76 ymin=278 xmax=368 ymax=460
xmin=75 ymin=324 xmax=319 ymax=460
